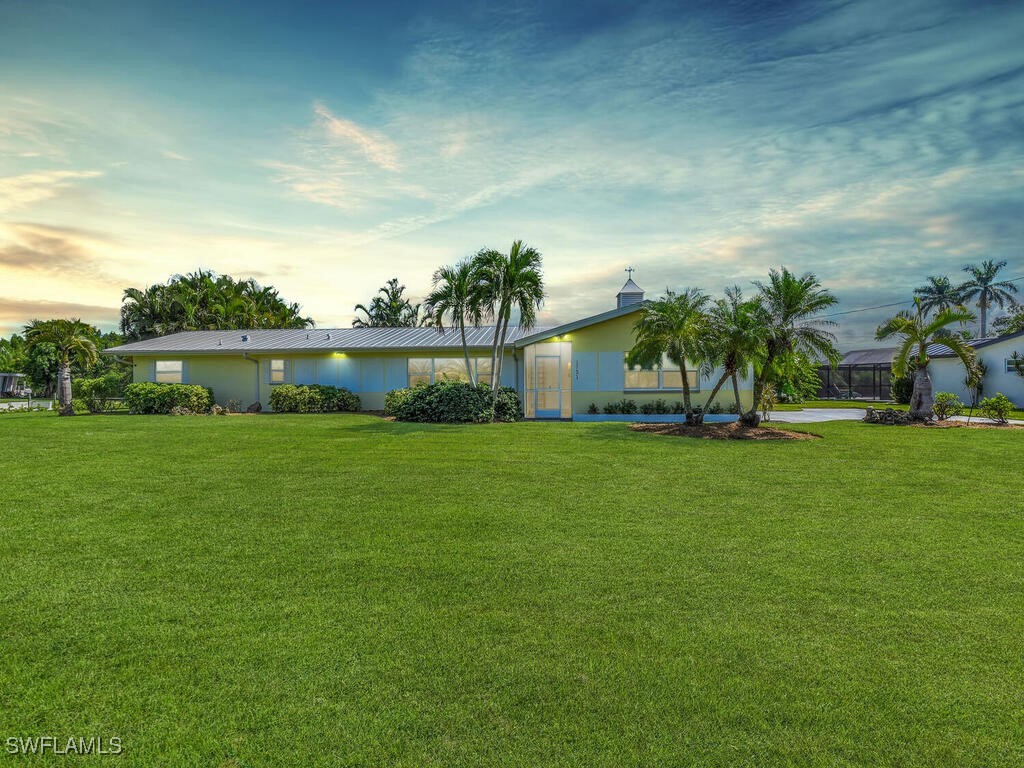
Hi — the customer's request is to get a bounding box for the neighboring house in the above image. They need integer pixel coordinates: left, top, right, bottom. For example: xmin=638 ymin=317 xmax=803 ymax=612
xmin=928 ymin=330 xmax=1024 ymax=406
xmin=0 ymin=372 xmax=28 ymax=397
xmin=104 ymin=280 xmax=754 ymax=418
xmin=815 ymin=348 xmax=895 ymax=400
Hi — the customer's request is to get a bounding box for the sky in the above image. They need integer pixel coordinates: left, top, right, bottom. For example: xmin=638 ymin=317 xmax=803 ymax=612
xmin=1 ymin=0 xmax=1022 ymax=347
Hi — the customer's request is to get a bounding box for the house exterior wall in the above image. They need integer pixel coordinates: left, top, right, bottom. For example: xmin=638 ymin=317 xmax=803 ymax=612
xmin=131 ymin=349 xmax=518 ymax=411
xmin=523 ymin=313 xmax=754 ymax=416
xmin=930 ymin=337 xmax=1024 ymax=407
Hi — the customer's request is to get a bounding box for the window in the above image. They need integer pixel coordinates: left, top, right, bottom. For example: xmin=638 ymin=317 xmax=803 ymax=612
xmin=624 ymin=353 xmax=699 ymax=391
xmin=1006 ymin=356 xmax=1023 ymax=374
xmin=408 ymin=357 xmax=492 ymax=387
xmin=155 ymin=360 xmax=183 ymax=384
xmin=270 ymin=359 xmax=287 ymax=384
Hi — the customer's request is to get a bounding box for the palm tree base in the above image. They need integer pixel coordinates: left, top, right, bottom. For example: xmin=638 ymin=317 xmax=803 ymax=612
xmin=739 ymin=410 xmax=761 ymax=427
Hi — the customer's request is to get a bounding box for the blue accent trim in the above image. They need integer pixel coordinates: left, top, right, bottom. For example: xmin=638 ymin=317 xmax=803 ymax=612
xmin=573 ymin=352 xmax=598 ymax=391
xmin=597 ymin=352 xmax=625 ymax=390
xmin=573 ymin=414 xmax=739 ymax=423
xmin=294 ymin=359 xmax=316 ymax=385
xmin=384 ymin=358 xmax=406 ymax=391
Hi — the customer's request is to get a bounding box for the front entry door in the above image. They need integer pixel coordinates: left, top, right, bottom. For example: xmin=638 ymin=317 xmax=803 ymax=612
xmin=534 ymin=353 xmax=561 ymax=419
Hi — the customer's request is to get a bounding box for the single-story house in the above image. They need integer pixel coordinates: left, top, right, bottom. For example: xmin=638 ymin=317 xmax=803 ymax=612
xmin=928 ymin=330 xmax=1024 ymax=406
xmin=1 ymin=372 xmax=27 ymax=397
xmin=104 ymin=279 xmax=754 ymax=419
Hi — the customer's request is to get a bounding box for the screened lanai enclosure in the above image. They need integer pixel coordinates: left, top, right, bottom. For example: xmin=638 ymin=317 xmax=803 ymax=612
xmin=815 ymin=348 xmax=896 ymax=401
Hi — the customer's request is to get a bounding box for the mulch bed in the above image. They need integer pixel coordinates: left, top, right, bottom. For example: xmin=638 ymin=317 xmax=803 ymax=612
xmin=913 ymin=421 xmax=1024 ymax=431
xmin=630 ymin=421 xmax=819 ymax=441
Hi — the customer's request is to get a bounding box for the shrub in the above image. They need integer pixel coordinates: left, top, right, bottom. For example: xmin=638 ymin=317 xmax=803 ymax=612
xmin=671 ymin=401 xmax=687 ymax=414
xmin=979 ymin=393 xmax=1014 ymax=424
xmin=706 ymin=401 xmax=724 ymax=415
xmin=73 ymin=369 xmax=129 ymax=413
xmin=603 ymin=398 xmax=637 ymax=414
xmin=227 ymin=399 xmax=242 ymax=413
xmin=71 ymin=398 xmax=90 ymax=415
xmin=269 ymin=384 xmax=360 ymax=413
xmin=123 ymin=383 xmax=214 ymax=415
xmin=726 ymin=401 xmax=741 ymax=414
xmin=932 ymin=392 xmax=964 ymax=421
xmin=586 ymin=402 xmax=599 ymax=415
xmin=891 ymin=373 xmax=914 ymax=404
xmin=639 ymin=398 xmax=671 ymax=415
xmin=386 ymin=381 xmax=521 ymax=423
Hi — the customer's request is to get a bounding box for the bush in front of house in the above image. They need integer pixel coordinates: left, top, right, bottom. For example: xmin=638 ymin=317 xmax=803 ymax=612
xmin=123 ymin=383 xmax=214 ymax=414
xmin=891 ymin=372 xmax=914 ymax=404
xmin=932 ymin=392 xmax=964 ymax=421
xmin=73 ymin=369 xmax=130 ymax=413
xmin=269 ymin=384 xmax=360 ymax=413
xmin=386 ymin=381 xmax=522 ymax=423
xmin=979 ymin=393 xmax=1014 ymax=424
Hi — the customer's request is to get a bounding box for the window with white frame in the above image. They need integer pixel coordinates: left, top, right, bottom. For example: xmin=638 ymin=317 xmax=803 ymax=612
xmin=624 ymin=353 xmax=699 ymax=391
xmin=407 ymin=357 xmax=492 ymax=386
xmin=270 ymin=359 xmax=287 ymax=384
xmin=155 ymin=360 xmax=183 ymax=384
xmin=1006 ymin=356 xmax=1023 ymax=375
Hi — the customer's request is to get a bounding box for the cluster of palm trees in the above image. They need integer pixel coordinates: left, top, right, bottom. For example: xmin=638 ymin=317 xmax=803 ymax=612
xmin=627 ymin=268 xmax=840 ymax=426
xmin=914 ymin=259 xmax=1018 ymax=338
xmin=423 ymin=240 xmax=545 ymax=397
xmin=352 ymin=278 xmax=428 ymax=328
xmin=120 ymin=270 xmax=313 ymax=340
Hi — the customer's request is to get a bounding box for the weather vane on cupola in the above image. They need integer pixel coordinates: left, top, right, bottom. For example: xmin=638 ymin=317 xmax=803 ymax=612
xmin=625 ymin=266 xmax=635 ymax=279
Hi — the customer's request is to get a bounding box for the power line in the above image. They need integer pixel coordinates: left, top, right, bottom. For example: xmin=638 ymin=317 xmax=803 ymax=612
xmin=817 ymin=274 xmax=1024 ymax=320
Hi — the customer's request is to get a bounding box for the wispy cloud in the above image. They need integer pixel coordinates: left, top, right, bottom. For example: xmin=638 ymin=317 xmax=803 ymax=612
xmin=0 ymin=171 xmax=102 ymax=213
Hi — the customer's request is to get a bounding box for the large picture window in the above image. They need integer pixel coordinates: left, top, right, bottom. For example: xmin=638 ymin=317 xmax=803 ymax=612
xmin=407 ymin=357 xmax=493 ymax=386
xmin=155 ymin=360 xmax=183 ymax=384
xmin=624 ymin=353 xmax=698 ymax=391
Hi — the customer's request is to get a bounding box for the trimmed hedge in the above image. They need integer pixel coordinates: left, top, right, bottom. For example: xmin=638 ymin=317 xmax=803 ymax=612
xmin=124 ymin=383 xmax=214 ymax=414
xmin=269 ymin=384 xmax=360 ymax=413
xmin=73 ymin=369 xmax=129 ymax=413
xmin=385 ymin=381 xmax=522 ymax=423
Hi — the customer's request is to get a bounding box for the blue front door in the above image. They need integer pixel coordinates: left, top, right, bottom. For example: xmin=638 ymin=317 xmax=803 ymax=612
xmin=534 ymin=354 xmax=561 ymax=419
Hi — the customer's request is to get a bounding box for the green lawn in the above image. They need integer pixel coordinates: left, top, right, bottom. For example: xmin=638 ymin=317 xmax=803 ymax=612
xmin=1 ymin=412 xmax=1021 ymax=766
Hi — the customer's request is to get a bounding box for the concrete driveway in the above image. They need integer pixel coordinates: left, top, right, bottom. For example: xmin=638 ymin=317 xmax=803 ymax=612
xmin=770 ymin=408 xmax=865 ymax=423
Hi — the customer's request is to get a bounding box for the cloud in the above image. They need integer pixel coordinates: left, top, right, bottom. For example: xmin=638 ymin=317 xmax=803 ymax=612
xmin=0 ymin=296 xmax=120 ymax=336
xmin=0 ymin=170 xmax=102 ymax=213
xmin=311 ymin=101 xmax=399 ymax=170
xmin=160 ymin=150 xmax=189 ymax=161
xmin=0 ymin=222 xmax=115 ymax=280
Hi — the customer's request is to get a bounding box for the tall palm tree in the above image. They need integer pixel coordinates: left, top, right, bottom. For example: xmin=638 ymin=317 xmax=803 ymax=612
xmin=424 ymin=260 xmax=483 ymax=385
xmin=704 ymin=288 xmax=768 ymax=416
xmin=24 ymin=319 xmax=99 ymax=416
xmin=626 ymin=288 xmax=710 ymax=425
xmin=474 ymin=241 xmax=545 ymax=396
xmin=914 ymin=275 xmax=964 ymax=316
xmin=876 ymin=299 xmax=977 ymax=420
xmin=958 ymin=259 xmax=1018 ymax=338
xmin=748 ymin=267 xmax=839 ymax=425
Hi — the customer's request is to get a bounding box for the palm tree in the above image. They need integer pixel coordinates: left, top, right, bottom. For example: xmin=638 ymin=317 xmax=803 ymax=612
xmin=626 ymin=288 xmax=710 ymax=425
xmin=24 ymin=319 xmax=99 ymax=416
xmin=704 ymin=288 xmax=767 ymax=416
xmin=914 ymin=275 xmax=964 ymax=316
xmin=473 ymin=241 xmax=545 ymax=396
xmin=424 ymin=260 xmax=483 ymax=385
xmin=353 ymin=278 xmax=426 ymax=327
xmin=748 ymin=267 xmax=839 ymax=425
xmin=875 ymin=299 xmax=977 ymax=420
xmin=958 ymin=259 xmax=1018 ymax=338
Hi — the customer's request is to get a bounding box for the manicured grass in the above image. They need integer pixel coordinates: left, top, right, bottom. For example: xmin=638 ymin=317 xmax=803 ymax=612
xmin=1 ymin=412 xmax=1022 ymax=766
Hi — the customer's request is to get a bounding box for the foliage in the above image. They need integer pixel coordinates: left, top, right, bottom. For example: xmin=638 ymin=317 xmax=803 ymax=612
xmin=586 ymin=402 xmax=600 ymax=415
xmin=769 ymin=352 xmax=822 ymax=404
xmin=473 ymin=240 xmax=545 ymax=397
xmin=1010 ymin=352 xmax=1024 ymax=378
xmin=353 ymin=278 xmax=427 ymax=328
xmin=24 ymin=319 xmax=102 ymax=415
xmin=979 ymin=393 xmax=1014 ymax=424
xmin=748 ymin=268 xmax=839 ymax=425
xmin=890 ymin=371 xmax=915 ymax=404
xmin=123 ymin=383 xmax=214 ymax=414
xmin=0 ymin=333 xmax=29 ymax=372
xmin=639 ymin=398 xmax=671 ymax=415
xmin=704 ymin=286 xmax=768 ymax=415
xmin=120 ymin=269 xmax=312 ymax=340
xmin=758 ymin=383 xmax=779 ymax=420
xmin=73 ymin=369 xmax=130 ymax=412
xmin=993 ymin=305 xmax=1024 ymax=336
xmin=958 ymin=259 xmax=1018 ymax=338
xmin=269 ymin=384 xmax=360 ymax=414
xmin=386 ymin=381 xmax=521 ymax=423
xmin=71 ymin=398 xmax=91 ymax=415
xmin=932 ymin=392 xmax=964 ymax=421
xmin=603 ymin=398 xmax=638 ymax=415
xmin=913 ymin=275 xmax=965 ymax=316
xmin=423 ymin=260 xmax=484 ymax=386
xmin=627 ymin=287 xmax=710 ymax=422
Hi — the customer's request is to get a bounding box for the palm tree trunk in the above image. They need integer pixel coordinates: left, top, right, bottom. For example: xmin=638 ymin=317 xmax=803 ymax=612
xmin=459 ymin=319 xmax=475 ymax=386
xmin=732 ymin=372 xmax=743 ymax=416
xmin=909 ymin=364 xmax=934 ymax=421
xmin=680 ymin=364 xmax=702 ymax=425
xmin=57 ymin=362 xmax=74 ymax=416
xmin=980 ymin=297 xmax=988 ymax=338
xmin=703 ymin=370 xmax=731 ymax=412
xmin=488 ymin=303 xmax=506 ymax=392
xmin=492 ymin=308 xmax=511 ymax=395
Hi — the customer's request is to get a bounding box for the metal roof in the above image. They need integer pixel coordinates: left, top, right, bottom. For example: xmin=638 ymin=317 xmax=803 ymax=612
xmin=837 ymin=348 xmax=896 ymax=366
xmin=926 ymin=329 xmax=1024 ymax=358
xmin=104 ymin=325 xmax=551 ymax=355
xmin=617 ymin=278 xmax=644 ymax=295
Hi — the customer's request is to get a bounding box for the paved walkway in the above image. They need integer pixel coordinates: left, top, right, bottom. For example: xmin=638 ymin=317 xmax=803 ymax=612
xmin=770 ymin=407 xmax=1023 ymax=426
